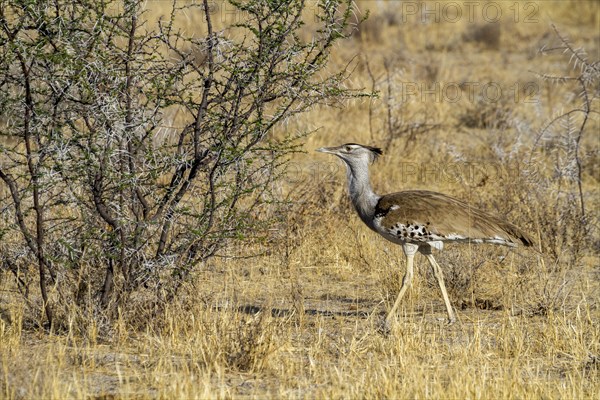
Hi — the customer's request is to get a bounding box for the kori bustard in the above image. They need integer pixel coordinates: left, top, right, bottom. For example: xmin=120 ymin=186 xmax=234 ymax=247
xmin=316 ymin=143 xmax=533 ymax=325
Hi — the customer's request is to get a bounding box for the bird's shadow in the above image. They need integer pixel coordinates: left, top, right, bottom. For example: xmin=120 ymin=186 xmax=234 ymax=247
xmin=236 ymin=302 xmax=383 ymax=319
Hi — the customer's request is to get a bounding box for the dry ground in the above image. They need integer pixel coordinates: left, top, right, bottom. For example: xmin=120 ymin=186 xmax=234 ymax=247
xmin=1 ymin=1 xmax=599 ymax=398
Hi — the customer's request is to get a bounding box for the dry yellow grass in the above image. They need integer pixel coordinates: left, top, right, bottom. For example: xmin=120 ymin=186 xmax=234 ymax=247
xmin=1 ymin=1 xmax=599 ymax=398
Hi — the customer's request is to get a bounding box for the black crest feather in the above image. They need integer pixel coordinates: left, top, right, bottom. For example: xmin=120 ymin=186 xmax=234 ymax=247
xmin=364 ymin=144 xmax=382 ymax=162
xmin=366 ymin=145 xmax=383 ymax=156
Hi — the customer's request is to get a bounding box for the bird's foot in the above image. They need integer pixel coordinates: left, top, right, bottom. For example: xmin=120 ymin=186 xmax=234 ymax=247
xmin=436 ymin=315 xmax=456 ymax=324
xmin=376 ymin=317 xmax=393 ymax=336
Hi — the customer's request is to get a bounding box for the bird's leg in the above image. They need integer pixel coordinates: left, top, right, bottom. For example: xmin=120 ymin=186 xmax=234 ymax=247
xmin=420 ymin=248 xmax=456 ymax=324
xmin=385 ymin=243 xmax=419 ymax=326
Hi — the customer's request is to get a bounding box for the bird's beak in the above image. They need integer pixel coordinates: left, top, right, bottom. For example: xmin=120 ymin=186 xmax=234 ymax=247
xmin=316 ymin=146 xmax=336 ymax=154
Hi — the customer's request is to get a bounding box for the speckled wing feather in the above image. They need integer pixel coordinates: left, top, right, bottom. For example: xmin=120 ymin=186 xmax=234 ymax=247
xmin=374 ymin=190 xmax=534 ymax=247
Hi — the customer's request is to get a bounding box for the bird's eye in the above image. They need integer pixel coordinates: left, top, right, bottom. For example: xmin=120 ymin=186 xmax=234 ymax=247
xmin=344 ymin=145 xmax=352 ymax=152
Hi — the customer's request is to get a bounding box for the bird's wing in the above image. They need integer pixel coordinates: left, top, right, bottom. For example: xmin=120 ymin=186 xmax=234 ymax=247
xmin=374 ymin=190 xmax=534 ymax=246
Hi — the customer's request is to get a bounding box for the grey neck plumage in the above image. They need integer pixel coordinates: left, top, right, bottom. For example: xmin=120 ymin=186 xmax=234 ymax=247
xmin=345 ymin=161 xmax=381 ymax=231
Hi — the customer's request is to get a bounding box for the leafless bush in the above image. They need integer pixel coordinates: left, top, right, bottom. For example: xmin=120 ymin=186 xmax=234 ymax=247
xmin=531 ymin=25 xmax=600 ymax=233
xmin=462 ymin=23 xmax=501 ymax=50
xmin=456 ymin=93 xmax=513 ymax=130
xmin=364 ymin=57 xmax=441 ymax=152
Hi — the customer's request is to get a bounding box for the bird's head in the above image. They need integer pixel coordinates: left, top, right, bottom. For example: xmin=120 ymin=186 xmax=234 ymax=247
xmin=316 ymin=143 xmax=382 ymax=166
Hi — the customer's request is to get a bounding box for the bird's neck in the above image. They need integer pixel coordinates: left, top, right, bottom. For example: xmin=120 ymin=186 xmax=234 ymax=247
xmin=346 ymin=163 xmax=380 ymax=230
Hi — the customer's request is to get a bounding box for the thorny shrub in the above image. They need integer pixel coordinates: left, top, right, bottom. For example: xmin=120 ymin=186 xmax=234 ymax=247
xmin=0 ymin=0 xmax=364 ymax=330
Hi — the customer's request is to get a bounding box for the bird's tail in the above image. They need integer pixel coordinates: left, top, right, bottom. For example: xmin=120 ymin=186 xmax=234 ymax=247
xmin=502 ymin=221 xmax=536 ymax=248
